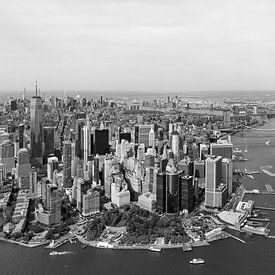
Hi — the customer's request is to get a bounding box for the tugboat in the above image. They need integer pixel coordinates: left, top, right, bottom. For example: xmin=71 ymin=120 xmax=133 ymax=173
xmin=148 ymin=246 xmax=162 ymax=252
xmin=49 ymin=251 xmax=59 ymax=256
xmin=190 ymin=258 xmax=205 ymax=264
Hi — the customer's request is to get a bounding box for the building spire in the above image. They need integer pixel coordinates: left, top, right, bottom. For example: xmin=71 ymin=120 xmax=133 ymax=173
xmin=35 ymin=80 xmax=38 ymax=97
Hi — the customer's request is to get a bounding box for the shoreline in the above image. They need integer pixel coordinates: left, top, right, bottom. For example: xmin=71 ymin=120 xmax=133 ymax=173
xmin=0 ymin=236 xmax=50 ymax=248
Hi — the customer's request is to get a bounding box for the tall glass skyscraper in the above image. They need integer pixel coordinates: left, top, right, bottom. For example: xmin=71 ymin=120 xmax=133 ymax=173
xmin=30 ymin=87 xmax=43 ymax=167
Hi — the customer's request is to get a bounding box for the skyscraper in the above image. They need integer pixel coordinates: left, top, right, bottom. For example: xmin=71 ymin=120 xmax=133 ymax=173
xmin=63 ymin=141 xmax=72 ymax=188
xmin=94 ymin=129 xmax=109 ymax=155
xmin=210 ymin=142 xmax=233 ymax=159
xmin=135 ymin=125 xmax=153 ymax=147
xmin=43 ymin=126 xmax=55 ymax=160
xmin=180 ymin=175 xmax=194 ymax=212
xmin=30 ymin=84 xmax=43 ymax=167
xmin=18 ymin=124 xmax=24 ymax=149
xmin=149 ymin=127 xmax=155 ymax=148
xmin=205 ymin=156 xmax=227 ymax=208
xmin=0 ymin=140 xmax=15 ymax=173
xmin=171 ymin=131 xmax=180 ymax=161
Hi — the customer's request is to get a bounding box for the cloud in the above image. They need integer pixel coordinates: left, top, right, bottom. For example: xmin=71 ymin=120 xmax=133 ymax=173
xmin=0 ymin=0 xmax=274 ymax=92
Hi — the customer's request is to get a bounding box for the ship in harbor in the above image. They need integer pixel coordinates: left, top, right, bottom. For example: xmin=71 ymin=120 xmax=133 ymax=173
xmin=49 ymin=251 xmax=73 ymax=256
xmin=190 ymin=258 xmax=205 ymax=265
xmin=148 ymin=246 xmax=162 ymax=252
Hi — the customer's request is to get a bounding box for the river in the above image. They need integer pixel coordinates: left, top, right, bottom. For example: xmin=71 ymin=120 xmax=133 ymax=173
xmin=2 ymin=119 xmax=275 ymax=275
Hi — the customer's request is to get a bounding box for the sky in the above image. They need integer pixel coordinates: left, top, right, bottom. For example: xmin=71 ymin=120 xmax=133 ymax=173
xmin=0 ymin=0 xmax=274 ymax=93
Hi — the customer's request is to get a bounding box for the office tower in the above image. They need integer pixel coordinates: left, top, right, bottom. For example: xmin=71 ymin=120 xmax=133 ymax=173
xmin=0 ymin=163 xmax=7 ymax=187
xmin=111 ymin=177 xmax=130 ymax=207
xmin=0 ymin=140 xmax=15 ymax=173
xmin=11 ymin=99 xmax=17 ymax=111
xmin=171 ymin=131 xmax=180 ymax=161
xmin=75 ymin=118 xmax=86 ymax=159
xmin=160 ymin=158 xmax=168 ymax=173
xmin=16 ymin=148 xmax=31 ymax=189
xmin=82 ymin=189 xmax=100 ymax=216
xmin=193 ymin=159 xmax=205 ymax=179
xmin=221 ymin=158 xmax=233 ymax=197
xmin=199 ymin=144 xmax=208 ymax=160
xmin=149 ymin=127 xmax=155 ymax=148
xmin=18 ymin=124 xmax=24 ymax=149
xmin=166 ymin=170 xmax=181 ymax=213
xmin=63 ymin=141 xmax=72 ymax=188
xmin=137 ymin=144 xmax=145 ymax=161
xmin=119 ymin=132 xmax=131 ymax=143
xmin=178 ymin=159 xmax=193 ymax=176
xmin=180 ymin=175 xmax=194 ymax=212
xmin=77 ymin=164 xmax=84 ymax=179
xmin=104 ymin=156 xmax=113 ymax=198
xmin=76 ymin=178 xmax=91 ymax=212
xmin=210 ymin=142 xmax=233 ymax=159
xmin=94 ymin=129 xmax=109 ymax=155
xmin=45 ymin=185 xmax=62 ymax=225
xmin=145 ymin=152 xmax=155 ymax=168
xmin=30 ymin=86 xmax=43 ymax=167
xmin=47 ymin=157 xmax=59 ymax=182
xmin=43 ymin=127 xmax=55 ymax=159
xmin=223 ymin=109 xmax=231 ymax=128
xmin=83 ymin=116 xmax=91 ymax=169
xmin=135 ymin=125 xmax=153 ymax=147
xmin=29 ymin=168 xmax=38 ymax=197
xmin=205 ymin=156 xmax=227 ymax=208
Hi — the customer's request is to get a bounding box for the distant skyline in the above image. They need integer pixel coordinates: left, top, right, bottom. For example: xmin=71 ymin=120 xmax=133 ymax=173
xmin=1 ymin=0 xmax=275 ymax=92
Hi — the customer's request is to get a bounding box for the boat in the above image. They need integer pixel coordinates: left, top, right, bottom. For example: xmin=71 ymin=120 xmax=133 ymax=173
xmin=81 ymin=244 xmax=88 ymax=249
xmin=190 ymin=258 xmax=205 ymax=264
xmin=49 ymin=251 xmax=73 ymax=256
xmin=266 ymin=140 xmax=270 ymax=146
xmin=148 ymin=246 xmax=162 ymax=252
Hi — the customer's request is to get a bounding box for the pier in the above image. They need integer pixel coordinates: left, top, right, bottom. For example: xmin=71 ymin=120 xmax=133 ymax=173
xmin=225 ymin=232 xmax=246 ymax=244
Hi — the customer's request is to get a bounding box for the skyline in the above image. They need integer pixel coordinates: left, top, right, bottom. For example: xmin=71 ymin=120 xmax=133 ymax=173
xmin=1 ymin=0 xmax=275 ymax=92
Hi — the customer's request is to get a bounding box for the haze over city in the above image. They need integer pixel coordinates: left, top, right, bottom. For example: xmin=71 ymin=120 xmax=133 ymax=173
xmin=1 ymin=0 xmax=275 ymax=93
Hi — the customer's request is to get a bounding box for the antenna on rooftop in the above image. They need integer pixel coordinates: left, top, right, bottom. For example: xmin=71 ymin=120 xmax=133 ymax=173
xmin=35 ymin=80 xmax=38 ymax=97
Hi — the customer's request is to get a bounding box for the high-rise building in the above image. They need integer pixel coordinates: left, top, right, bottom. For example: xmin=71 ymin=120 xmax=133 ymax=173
xmin=180 ymin=175 xmax=194 ymax=212
xmin=76 ymin=178 xmax=91 ymax=212
xmin=205 ymin=156 xmax=227 ymax=208
xmin=223 ymin=109 xmax=231 ymax=128
xmin=119 ymin=132 xmax=131 ymax=143
xmin=75 ymin=118 xmax=86 ymax=159
xmin=0 ymin=140 xmax=15 ymax=173
xmin=47 ymin=157 xmax=59 ymax=182
xmin=135 ymin=125 xmax=153 ymax=147
xmin=149 ymin=127 xmax=155 ymax=148
xmin=94 ymin=129 xmax=109 ymax=155
xmin=221 ymin=158 xmax=233 ymax=197
xmin=199 ymin=144 xmax=209 ymax=160
xmin=43 ymin=127 xmax=55 ymax=159
xmin=63 ymin=141 xmax=72 ymax=188
xmin=82 ymin=189 xmax=100 ymax=216
xmin=178 ymin=159 xmax=193 ymax=176
xmin=166 ymin=169 xmax=181 ymax=213
xmin=18 ymin=124 xmax=24 ymax=149
xmin=11 ymin=99 xmax=17 ymax=111
xmin=30 ymin=86 xmax=43 ymax=167
xmin=171 ymin=131 xmax=180 ymax=161
xmin=210 ymin=142 xmax=233 ymax=159
xmin=16 ymin=148 xmax=31 ymax=189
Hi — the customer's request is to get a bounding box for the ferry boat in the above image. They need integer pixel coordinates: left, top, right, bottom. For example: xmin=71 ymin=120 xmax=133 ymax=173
xmin=49 ymin=251 xmax=73 ymax=256
xmin=190 ymin=258 xmax=205 ymax=264
xmin=148 ymin=246 xmax=162 ymax=252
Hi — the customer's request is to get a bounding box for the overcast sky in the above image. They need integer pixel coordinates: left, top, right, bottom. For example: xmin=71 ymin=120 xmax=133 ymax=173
xmin=0 ymin=0 xmax=274 ymax=93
